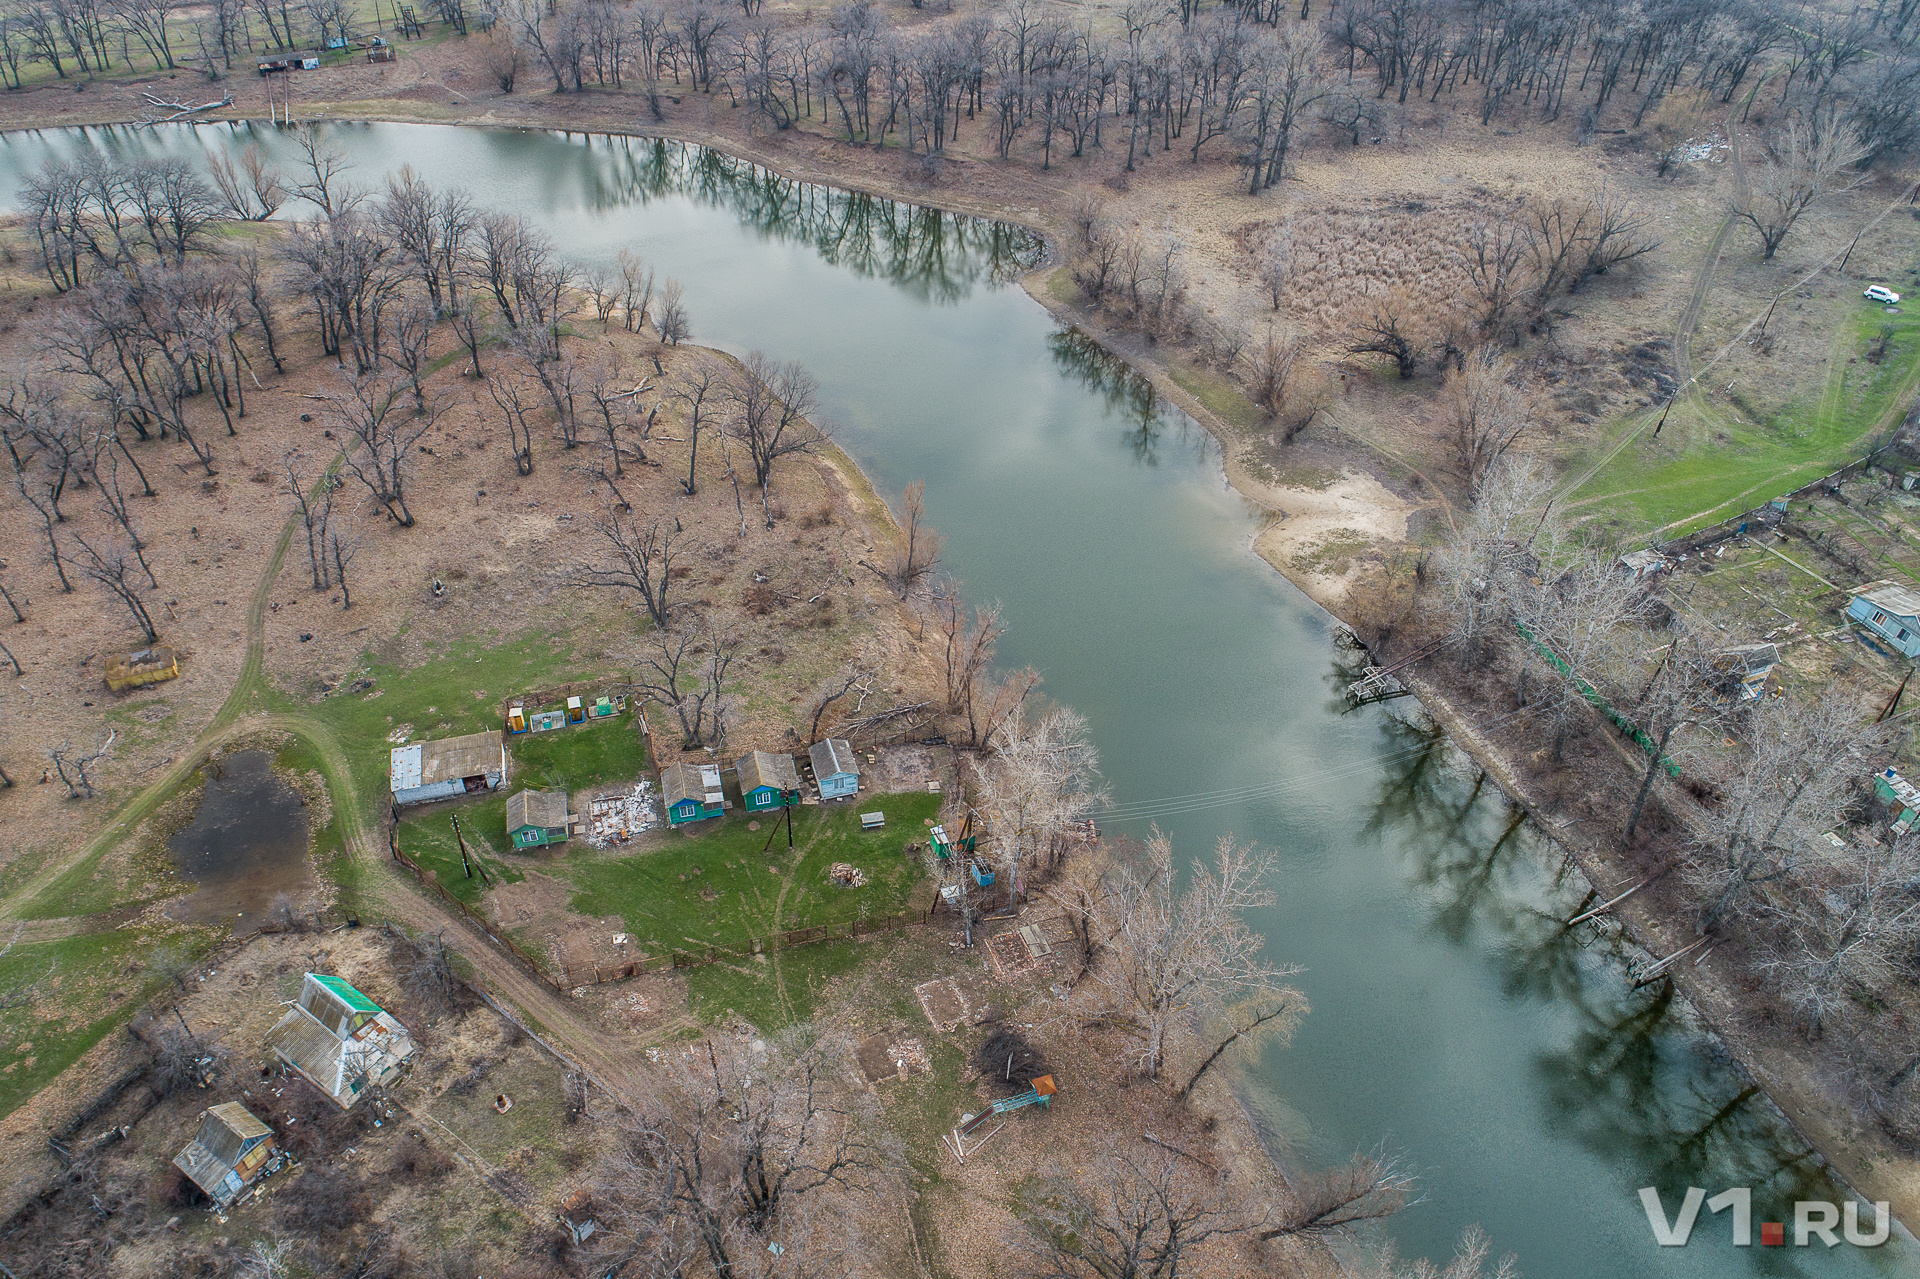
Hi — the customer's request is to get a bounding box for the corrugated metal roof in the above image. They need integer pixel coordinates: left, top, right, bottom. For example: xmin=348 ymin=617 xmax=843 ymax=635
xmin=1852 ymin=580 xmax=1920 ymax=620
xmin=267 ymin=1007 xmax=344 ymax=1094
xmin=390 ymin=743 xmax=423 ymax=791
xmin=311 ymin=973 xmax=383 ymax=1015
xmin=173 ymin=1138 xmax=233 ymax=1198
xmin=809 ymin=739 xmax=858 ymax=780
xmin=197 ymin=1103 xmax=271 ymax=1165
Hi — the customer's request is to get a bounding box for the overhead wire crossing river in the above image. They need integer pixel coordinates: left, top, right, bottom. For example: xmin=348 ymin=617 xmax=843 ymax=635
xmin=0 ymin=120 xmax=1907 ymax=1277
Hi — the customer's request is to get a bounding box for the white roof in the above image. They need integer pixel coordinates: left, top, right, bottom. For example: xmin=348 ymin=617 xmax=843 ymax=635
xmin=390 ymin=743 xmax=423 ymax=791
xmin=1852 ymin=580 xmax=1920 ymax=620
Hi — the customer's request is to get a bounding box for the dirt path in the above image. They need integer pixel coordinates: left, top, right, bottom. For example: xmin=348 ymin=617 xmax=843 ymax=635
xmin=1557 ymin=116 xmax=1747 ymax=507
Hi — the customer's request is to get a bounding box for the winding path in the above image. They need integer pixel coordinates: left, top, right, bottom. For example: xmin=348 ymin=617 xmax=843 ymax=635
xmin=0 ymin=486 xmax=644 ymax=1099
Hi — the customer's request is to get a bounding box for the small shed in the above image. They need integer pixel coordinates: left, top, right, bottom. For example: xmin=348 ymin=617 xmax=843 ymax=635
xmin=1846 ymin=581 xmax=1920 ymax=658
xmin=172 ymin=1102 xmax=278 ymax=1208
xmin=558 ymin=1190 xmax=599 ymax=1245
xmin=808 ymin=738 xmax=860 ymax=800
xmin=265 ymin=974 xmax=417 ymax=1109
xmin=662 ymin=762 xmax=724 ymax=826
xmin=507 ymin=789 xmax=571 ymax=848
xmin=1618 ymin=549 xmax=1672 ymax=582
xmin=566 ymin=696 xmax=586 ymax=724
xmin=105 ymin=645 xmax=179 ymax=692
xmin=390 ymin=732 xmax=507 ymax=806
xmin=737 ymin=751 xmax=802 ymax=811
xmin=1713 ymin=643 xmax=1779 ymax=701
xmin=1875 ymin=767 xmax=1920 ymax=834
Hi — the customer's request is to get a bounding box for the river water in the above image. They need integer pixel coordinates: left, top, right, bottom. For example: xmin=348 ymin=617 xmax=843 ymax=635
xmin=0 ymin=121 xmax=1907 ymax=1277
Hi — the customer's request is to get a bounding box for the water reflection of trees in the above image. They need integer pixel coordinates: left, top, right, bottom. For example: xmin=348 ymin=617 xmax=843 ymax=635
xmin=1046 ymin=326 xmax=1165 ymax=463
xmin=579 ymin=135 xmax=1041 ymax=301
xmin=1362 ymin=705 xmax=1885 ymax=1274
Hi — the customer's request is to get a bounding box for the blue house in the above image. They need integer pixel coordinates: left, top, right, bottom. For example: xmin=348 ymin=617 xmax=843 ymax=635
xmin=661 ymin=762 xmax=724 ymax=826
xmin=736 ymin=751 xmax=802 ymax=812
xmin=808 ymin=738 xmax=859 ymax=800
xmin=1846 ymin=581 xmax=1920 ymax=658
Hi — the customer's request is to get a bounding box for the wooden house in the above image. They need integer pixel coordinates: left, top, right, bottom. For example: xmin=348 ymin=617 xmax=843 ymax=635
xmin=808 ymin=738 xmax=859 ymax=800
xmin=105 ymin=645 xmax=179 ymax=692
xmin=662 ymin=762 xmax=724 ymax=826
xmin=389 ymin=732 xmax=506 ymax=806
xmin=265 ymin=974 xmax=417 ymax=1108
xmin=736 ymin=751 xmax=802 ymax=811
xmin=1846 ymin=581 xmax=1920 ymax=658
xmin=173 ymin=1103 xmax=279 ymax=1207
xmin=507 ymin=789 xmax=571 ymax=848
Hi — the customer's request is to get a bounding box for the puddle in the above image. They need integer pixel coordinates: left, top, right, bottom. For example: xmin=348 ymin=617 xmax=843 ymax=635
xmin=167 ymin=750 xmax=314 ymax=933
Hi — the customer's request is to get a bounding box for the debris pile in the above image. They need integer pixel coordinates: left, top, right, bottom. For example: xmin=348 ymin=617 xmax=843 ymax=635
xmin=828 ymin=863 xmax=868 ymax=887
xmin=585 ymin=780 xmax=661 ymax=846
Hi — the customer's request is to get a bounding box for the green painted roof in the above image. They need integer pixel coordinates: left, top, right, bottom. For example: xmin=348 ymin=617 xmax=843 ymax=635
xmin=312 ymin=974 xmax=383 ymax=1015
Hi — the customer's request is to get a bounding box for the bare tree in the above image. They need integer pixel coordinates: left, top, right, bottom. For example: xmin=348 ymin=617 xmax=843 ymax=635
xmin=862 ymin=478 xmax=941 ymax=599
xmin=1012 ymin=1149 xmax=1249 ymax=1279
xmin=1683 ymin=695 xmax=1887 ymax=934
xmin=732 ymin=352 xmax=825 ymax=524
xmin=974 ymin=703 xmax=1106 ymax=906
xmin=669 ymin=353 xmax=723 ymax=496
xmin=807 ymin=656 xmax=876 ymax=744
xmin=205 ymin=146 xmax=286 ymax=221
xmin=1345 ymin=296 xmax=1423 ymax=379
xmin=1433 ymin=456 xmax=1556 ymax=648
xmin=595 ymin=1026 xmax=901 ymax=1278
xmin=1259 ymin=1146 xmax=1419 ymax=1241
xmin=618 ymin=248 xmax=656 ymax=333
xmin=48 ymin=729 xmax=114 ymax=799
xmin=1734 ymin=110 xmax=1869 ymax=259
xmin=1088 ymin=831 xmax=1301 ymax=1082
xmin=486 ymin=373 xmax=538 ymax=476
xmin=67 ymin=533 xmax=157 ymax=640
xmin=290 ymin=125 xmax=359 ymax=219
xmin=656 ymin=277 xmax=691 ymax=346
xmin=325 ymin=509 xmax=359 ymax=608
xmin=1443 ymin=351 xmax=1531 ymax=488
xmin=573 ymin=504 xmax=682 ymax=628
xmin=1759 ymin=832 xmax=1920 ymax=1035
xmin=324 ymin=371 xmax=443 ymax=527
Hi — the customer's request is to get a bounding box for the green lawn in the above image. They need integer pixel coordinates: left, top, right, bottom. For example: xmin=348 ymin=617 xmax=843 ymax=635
xmin=509 ymin=714 xmax=649 ymax=792
xmin=395 ymin=795 xmax=522 ymax=906
xmin=1569 ymin=302 xmax=1920 ymax=538
xmin=562 ymin=792 xmax=939 ymax=958
xmin=295 ymin=630 xmax=613 ymax=825
xmin=0 ymin=927 xmax=219 ymax=1120
xmin=392 ymin=711 xmax=650 ymax=906
xmin=684 ymin=940 xmax=874 ymax=1028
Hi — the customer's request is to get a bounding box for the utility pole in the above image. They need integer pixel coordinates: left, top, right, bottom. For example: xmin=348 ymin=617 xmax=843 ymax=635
xmin=451 ymin=813 xmax=489 ymax=884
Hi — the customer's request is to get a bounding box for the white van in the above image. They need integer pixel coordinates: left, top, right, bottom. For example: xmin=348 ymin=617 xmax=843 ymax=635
xmin=1865 ymin=285 xmax=1901 ymax=304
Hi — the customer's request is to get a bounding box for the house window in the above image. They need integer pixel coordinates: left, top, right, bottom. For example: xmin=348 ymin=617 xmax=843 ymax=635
xmin=1901 ymin=629 xmax=1911 ymax=642
xmin=1874 ymin=611 xmax=1890 ymax=626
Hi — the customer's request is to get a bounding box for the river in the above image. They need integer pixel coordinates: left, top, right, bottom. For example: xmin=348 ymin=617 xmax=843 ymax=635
xmin=0 ymin=121 xmax=1906 ymax=1277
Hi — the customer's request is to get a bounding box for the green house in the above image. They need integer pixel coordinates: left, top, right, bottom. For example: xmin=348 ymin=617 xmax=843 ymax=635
xmin=662 ymin=762 xmax=725 ymax=826
xmin=736 ymin=750 xmax=802 ymax=811
xmin=507 ymin=789 xmax=571 ymax=848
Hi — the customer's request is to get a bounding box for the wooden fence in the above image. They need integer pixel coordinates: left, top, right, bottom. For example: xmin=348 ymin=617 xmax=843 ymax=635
xmin=387 ymin=823 xmax=570 ymax=995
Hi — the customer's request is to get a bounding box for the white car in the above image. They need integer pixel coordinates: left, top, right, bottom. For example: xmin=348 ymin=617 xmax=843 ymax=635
xmin=1865 ymin=285 xmax=1901 ymax=304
